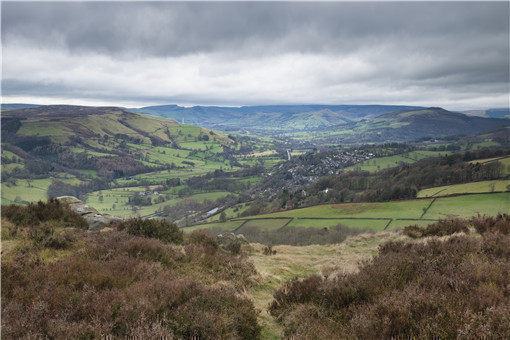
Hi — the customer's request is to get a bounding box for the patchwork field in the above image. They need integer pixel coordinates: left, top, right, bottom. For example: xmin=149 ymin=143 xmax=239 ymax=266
xmin=187 ymin=192 xmax=509 ymax=233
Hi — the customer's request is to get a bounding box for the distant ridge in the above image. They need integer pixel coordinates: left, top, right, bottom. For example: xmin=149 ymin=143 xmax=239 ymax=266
xmin=133 ymin=104 xmax=426 ymax=131
xmin=1 ymin=103 xmax=42 ymax=111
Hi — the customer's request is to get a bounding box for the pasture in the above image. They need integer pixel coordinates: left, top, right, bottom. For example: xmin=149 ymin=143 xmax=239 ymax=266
xmin=188 ymin=192 xmax=509 ymax=233
xmin=417 ymin=179 xmax=510 ymax=197
xmin=344 ymin=150 xmax=449 ymax=172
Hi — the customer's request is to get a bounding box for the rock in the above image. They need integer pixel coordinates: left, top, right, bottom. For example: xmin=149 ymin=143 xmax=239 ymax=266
xmin=216 ymin=232 xmax=248 ymax=253
xmin=57 ymin=196 xmax=122 ymax=230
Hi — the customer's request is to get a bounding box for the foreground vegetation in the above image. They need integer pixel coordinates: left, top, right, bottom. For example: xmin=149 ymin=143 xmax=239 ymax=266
xmin=2 ymin=200 xmax=509 ymax=338
xmin=1 ymin=201 xmax=260 ymax=338
xmin=269 ymin=215 xmax=510 ymax=338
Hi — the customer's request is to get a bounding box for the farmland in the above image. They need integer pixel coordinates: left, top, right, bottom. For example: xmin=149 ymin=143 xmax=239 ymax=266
xmin=343 ymin=150 xmax=450 ymax=172
xmin=2 ymin=104 xmax=509 ymax=226
xmin=417 ymin=179 xmax=510 ymax=197
xmin=187 ymin=192 xmax=510 ymax=232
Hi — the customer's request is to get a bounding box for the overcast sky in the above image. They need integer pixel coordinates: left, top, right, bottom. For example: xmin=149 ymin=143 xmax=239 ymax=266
xmin=2 ymin=1 xmax=509 ymax=110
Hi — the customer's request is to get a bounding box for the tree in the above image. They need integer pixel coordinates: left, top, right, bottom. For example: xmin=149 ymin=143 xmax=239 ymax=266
xmin=219 ymin=211 xmax=227 ymax=223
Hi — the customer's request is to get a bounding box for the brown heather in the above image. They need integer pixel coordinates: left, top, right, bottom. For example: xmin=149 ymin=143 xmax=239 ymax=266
xmin=2 ymin=198 xmax=88 ymax=229
xmin=269 ymin=215 xmax=510 ymax=339
xmin=1 ymin=203 xmax=261 ymax=339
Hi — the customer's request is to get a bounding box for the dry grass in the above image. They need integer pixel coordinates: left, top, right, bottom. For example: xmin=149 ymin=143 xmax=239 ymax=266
xmin=246 ymin=231 xmax=403 ymax=338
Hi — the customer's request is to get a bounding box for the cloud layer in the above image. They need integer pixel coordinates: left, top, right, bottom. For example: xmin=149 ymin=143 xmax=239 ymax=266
xmin=2 ymin=2 xmax=509 ymax=109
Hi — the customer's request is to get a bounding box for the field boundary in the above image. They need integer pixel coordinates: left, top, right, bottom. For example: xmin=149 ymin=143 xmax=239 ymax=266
xmin=233 ymin=219 xmax=250 ymax=232
xmin=278 ymin=218 xmax=295 ymax=231
xmin=383 ymin=219 xmax=393 ymax=230
xmin=420 ymin=198 xmax=437 ymax=219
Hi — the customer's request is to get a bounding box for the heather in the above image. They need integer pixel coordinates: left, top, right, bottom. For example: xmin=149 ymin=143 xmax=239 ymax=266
xmin=114 ymin=218 xmax=183 ymax=244
xmin=1 ymin=198 xmax=87 ymax=229
xmin=1 ymin=207 xmax=260 ymax=339
xmin=269 ymin=216 xmax=510 ymax=338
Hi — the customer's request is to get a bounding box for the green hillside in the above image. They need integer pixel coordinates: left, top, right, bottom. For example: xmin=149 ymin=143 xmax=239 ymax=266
xmin=1 ymin=105 xmax=279 ymax=220
xmin=289 ymin=107 xmax=510 ymax=144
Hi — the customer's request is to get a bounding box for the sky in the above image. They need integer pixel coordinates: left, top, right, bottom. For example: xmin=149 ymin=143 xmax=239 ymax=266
xmin=1 ymin=1 xmax=509 ymax=110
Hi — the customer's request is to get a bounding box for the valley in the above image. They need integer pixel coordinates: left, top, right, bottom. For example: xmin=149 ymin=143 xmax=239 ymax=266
xmin=2 ymin=104 xmax=509 ymax=229
xmin=1 ymin=104 xmax=509 ymax=338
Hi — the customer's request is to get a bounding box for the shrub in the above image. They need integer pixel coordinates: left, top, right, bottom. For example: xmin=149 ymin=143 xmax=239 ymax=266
xmin=207 ymin=224 xmax=369 ymax=246
xmin=185 ymin=230 xmax=219 ymax=250
xmin=1 ymin=199 xmax=87 ymax=229
xmin=228 ymin=241 xmax=242 ymax=255
xmin=115 ymin=218 xmax=183 ymax=244
xmin=263 ymin=245 xmax=277 ymax=255
xmin=1 ymin=230 xmax=260 ymax=338
xmin=471 ymin=213 xmax=510 ymax=235
xmin=270 ymin=217 xmax=510 ymax=338
xmin=403 ymin=218 xmax=469 ymax=238
xmin=41 ymin=231 xmax=76 ymax=249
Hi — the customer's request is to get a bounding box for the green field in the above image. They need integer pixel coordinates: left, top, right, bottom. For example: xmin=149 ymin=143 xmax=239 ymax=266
xmin=1 ymin=175 xmax=82 ymax=205
xmin=190 ymin=192 xmax=509 ymax=233
xmin=344 ymin=150 xmax=449 ymax=172
xmin=182 ymin=220 xmax=245 ymax=232
xmin=255 ymin=199 xmax=433 ymax=219
xmin=85 ymin=188 xmax=234 ymax=218
xmin=289 ymin=218 xmax=390 ymax=231
xmin=418 ymin=179 xmax=510 ymax=197
xmin=423 ymin=193 xmax=509 ymax=219
xmin=239 ymin=218 xmax=292 ymax=231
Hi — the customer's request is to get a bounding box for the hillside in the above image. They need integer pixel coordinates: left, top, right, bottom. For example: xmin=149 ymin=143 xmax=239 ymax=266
xmin=312 ymin=107 xmax=510 ymax=144
xmin=2 ymin=199 xmax=508 ymax=338
xmin=464 ymin=108 xmax=510 ymax=119
xmin=135 ymin=104 xmax=510 ymax=143
xmin=0 ymin=103 xmax=42 ymax=111
xmin=134 ymin=104 xmax=425 ymax=132
xmin=1 ymin=105 xmax=232 ymax=145
xmin=1 ymin=105 xmax=262 ymax=216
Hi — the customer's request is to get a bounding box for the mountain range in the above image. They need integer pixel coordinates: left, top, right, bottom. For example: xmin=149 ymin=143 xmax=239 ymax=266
xmin=132 ymin=104 xmax=425 ymax=132
xmin=2 ymin=104 xmax=509 ymax=143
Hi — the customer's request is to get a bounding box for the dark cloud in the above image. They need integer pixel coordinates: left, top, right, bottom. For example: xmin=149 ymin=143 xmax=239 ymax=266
xmin=1 ymin=2 xmax=509 ymax=109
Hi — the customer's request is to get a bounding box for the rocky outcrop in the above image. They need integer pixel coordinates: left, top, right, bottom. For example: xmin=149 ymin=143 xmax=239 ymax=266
xmin=216 ymin=232 xmax=248 ymax=253
xmin=57 ymin=196 xmax=122 ymax=230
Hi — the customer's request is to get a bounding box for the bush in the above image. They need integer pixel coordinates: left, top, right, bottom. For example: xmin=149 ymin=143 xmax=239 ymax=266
xmin=403 ymin=218 xmax=469 ymax=238
xmin=471 ymin=213 xmax=510 ymax=235
xmin=2 ymin=230 xmax=260 ymax=338
xmin=263 ymin=245 xmax=277 ymax=255
xmin=115 ymin=218 xmax=183 ymax=244
xmin=1 ymin=199 xmax=87 ymax=229
xmin=185 ymin=230 xmax=219 ymax=249
xmin=227 ymin=241 xmax=242 ymax=255
xmin=403 ymin=215 xmax=510 ymax=239
xmin=42 ymin=231 xmax=76 ymax=249
xmin=270 ymin=217 xmax=510 ymax=338
xmin=239 ymin=223 xmax=369 ymax=246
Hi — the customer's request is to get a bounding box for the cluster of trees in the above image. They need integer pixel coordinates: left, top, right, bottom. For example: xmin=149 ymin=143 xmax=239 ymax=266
xmin=127 ymin=193 xmax=153 ymax=206
xmin=47 ymin=178 xmax=110 ymax=200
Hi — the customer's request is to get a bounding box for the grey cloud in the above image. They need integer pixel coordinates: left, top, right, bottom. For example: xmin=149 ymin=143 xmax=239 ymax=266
xmin=3 ymin=2 xmax=508 ymax=57
xmin=1 ymin=2 xmax=509 ymax=109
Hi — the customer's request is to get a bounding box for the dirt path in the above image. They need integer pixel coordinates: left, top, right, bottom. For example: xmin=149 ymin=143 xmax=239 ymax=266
xmin=246 ymin=231 xmax=404 ymax=339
